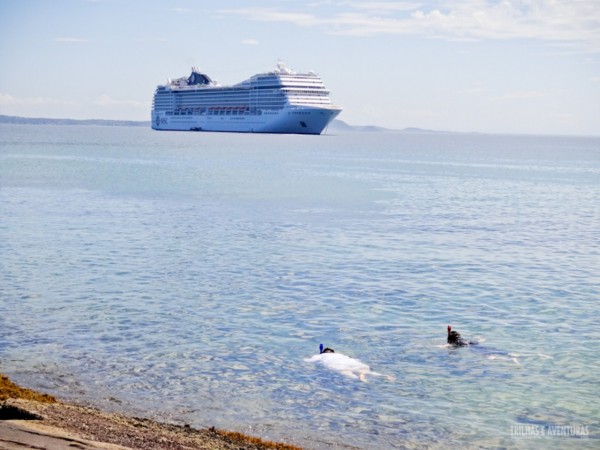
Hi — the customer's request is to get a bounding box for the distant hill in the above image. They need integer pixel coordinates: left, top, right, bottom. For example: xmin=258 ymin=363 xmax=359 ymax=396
xmin=327 ymin=119 xmax=391 ymax=133
xmin=0 ymin=114 xmax=448 ymax=134
xmin=328 ymin=119 xmax=450 ymax=134
xmin=0 ymin=115 xmax=150 ymax=127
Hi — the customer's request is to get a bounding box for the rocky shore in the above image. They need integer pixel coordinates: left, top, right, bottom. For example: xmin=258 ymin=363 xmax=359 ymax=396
xmin=0 ymin=374 xmax=302 ymax=450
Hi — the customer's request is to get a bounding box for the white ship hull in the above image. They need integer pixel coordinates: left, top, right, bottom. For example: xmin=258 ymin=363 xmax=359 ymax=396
xmin=151 ymin=63 xmax=342 ymax=135
xmin=152 ymin=105 xmax=340 ymax=135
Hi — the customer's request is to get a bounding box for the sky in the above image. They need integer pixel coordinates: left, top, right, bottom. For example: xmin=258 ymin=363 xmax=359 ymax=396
xmin=1 ymin=0 xmax=599 ymax=135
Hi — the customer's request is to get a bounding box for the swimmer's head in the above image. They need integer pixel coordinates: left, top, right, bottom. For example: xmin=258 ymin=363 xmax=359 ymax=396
xmin=319 ymin=344 xmax=335 ymax=354
xmin=447 ymin=325 xmax=467 ymax=346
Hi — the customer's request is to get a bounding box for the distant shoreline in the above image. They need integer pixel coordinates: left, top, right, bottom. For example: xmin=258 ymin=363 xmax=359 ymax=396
xmin=4 ymin=114 xmax=597 ymax=137
xmin=0 ymin=114 xmax=151 ymax=127
xmin=0 ymin=114 xmax=445 ymax=134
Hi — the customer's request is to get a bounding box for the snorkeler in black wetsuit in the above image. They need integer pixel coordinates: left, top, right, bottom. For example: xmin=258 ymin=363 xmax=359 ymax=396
xmin=446 ymin=325 xmax=520 ymax=364
xmin=447 ymin=325 xmax=472 ymax=347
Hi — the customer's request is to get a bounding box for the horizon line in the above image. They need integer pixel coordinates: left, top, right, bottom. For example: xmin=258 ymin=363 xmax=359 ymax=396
xmin=0 ymin=114 xmax=598 ymax=139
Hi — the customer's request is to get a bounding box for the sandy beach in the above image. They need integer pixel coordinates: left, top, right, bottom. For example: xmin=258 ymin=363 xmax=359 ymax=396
xmin=0 ymin=374 xmax=302 ymax=450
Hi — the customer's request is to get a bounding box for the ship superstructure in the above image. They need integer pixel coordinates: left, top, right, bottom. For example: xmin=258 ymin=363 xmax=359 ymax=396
xmin=151 ymin=62 xmax=341 ymax=134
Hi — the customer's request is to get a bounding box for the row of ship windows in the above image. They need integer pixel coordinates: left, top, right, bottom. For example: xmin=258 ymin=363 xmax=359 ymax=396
xmin=252 ymin=76 xmax=323 ymax=82
xmin=155 ymin=101 xmax=328 ymax=110
xmin=173 ymin=95 xmax=286 ymax=103
xmin=164 ymin=105 xmax=326 ymax=116
xmin=167 ymin=109 xmax=265 ymax=116
xmin=155 ymin=99 xmax=329 ymax=110
xmin=169 ymin=96 xmax=328 ymax=104
xmin=282 ymin=90 xmax=329 ymax=94
xmin=156 ymin=89 xmax=326 ymax=98
xmin=289 ymin=100 xmax=332 ymax=105
xmin=176 ymin=100 xmax=286 ymax=107
xmin=174 ymin=94 xmax=285 ymax=101
xmin=176 ymin=102 xmax=285 ymax=108
xmin=155 ymin=100 xmax=286 ymax=107
xmin=156 ymin=98 xmax=327 ymax=109
xmin=250 ymin=80 xmax=324 ymax=85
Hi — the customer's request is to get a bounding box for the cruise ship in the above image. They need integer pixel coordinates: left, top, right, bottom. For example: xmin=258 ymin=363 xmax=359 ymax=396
xmin=151 ymin=62 xmax=341 ymax=134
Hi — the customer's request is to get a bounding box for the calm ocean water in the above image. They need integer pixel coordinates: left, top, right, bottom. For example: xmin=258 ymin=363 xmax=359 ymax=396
xmin=1 ymin=124 xmax=599 ymax=449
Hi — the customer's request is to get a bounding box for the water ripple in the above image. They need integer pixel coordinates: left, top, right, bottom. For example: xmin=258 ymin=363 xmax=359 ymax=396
xmin=1 ymin=126 xmax=599 ymax=449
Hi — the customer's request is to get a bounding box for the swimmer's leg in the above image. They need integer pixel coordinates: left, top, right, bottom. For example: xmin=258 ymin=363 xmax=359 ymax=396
xmin=341 ymin=370 xmax=360 ymax=380
xmin=366 ymin=370 xmax=396 ymax=382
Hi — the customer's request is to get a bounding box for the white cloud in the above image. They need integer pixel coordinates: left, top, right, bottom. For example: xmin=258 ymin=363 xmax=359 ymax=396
xmin=94 ymin=95 xmax=148 ymax=108
xmin=0 ymin=92 xmax=77 ymax=106
xmin=221 ymin=8 xmax=320 ymax=27
xmin=241 ymin=38 xmax=259 ymax=45
xmin=349 ymin=2 xmax=423 ymax=13
xmin=0 ymin=93 xmax=149 ymax=119
xmin=220 ymin=1 xmax=600 ymax=52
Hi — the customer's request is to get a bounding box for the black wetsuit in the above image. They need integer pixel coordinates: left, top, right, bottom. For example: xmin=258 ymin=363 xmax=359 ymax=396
xmin=448 ymin=330 xmax=470 ymax=347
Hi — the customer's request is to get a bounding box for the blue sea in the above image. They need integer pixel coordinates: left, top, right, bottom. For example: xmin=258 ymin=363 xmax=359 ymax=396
xmin=1 ymin=124 xmax=599 ymax=449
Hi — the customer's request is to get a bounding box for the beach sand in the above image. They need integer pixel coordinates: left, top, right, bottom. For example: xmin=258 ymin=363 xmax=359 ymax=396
xmin=0 ymin=374 xmax=302 ymax=450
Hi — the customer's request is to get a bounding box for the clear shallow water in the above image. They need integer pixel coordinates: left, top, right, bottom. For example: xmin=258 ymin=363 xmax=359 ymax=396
xmin=1 ymin=124 xmax=599 ymax=449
